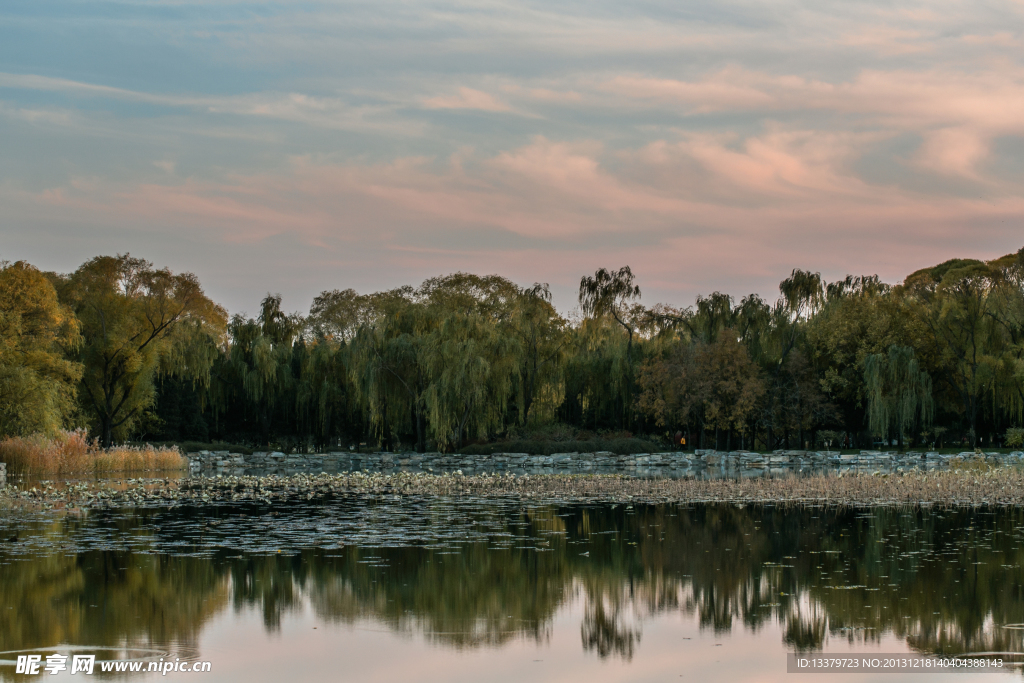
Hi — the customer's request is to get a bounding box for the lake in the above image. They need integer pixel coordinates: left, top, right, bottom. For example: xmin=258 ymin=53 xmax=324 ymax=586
xmin=1 ymin=497 xmax=1023 ymax=681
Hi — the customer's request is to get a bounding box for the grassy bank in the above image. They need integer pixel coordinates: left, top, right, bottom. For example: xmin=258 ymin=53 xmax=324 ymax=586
xmin=0 ymin=431 xmax=187 ymax=476
xmin=7 ymin=461 xmax=1024 ymax=509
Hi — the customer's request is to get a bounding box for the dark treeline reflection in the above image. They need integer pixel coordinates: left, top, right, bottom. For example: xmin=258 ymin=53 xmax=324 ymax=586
xmin=3 ymin=503 xmax=1024 ymax=660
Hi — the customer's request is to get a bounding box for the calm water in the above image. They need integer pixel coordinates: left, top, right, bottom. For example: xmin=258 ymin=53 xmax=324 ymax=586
xmin=2 ymin=497 xmax=1024 ymax=681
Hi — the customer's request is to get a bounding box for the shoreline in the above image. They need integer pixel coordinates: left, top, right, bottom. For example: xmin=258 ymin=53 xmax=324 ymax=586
xmin=4 ymin=465 xmax=1024 ymax=511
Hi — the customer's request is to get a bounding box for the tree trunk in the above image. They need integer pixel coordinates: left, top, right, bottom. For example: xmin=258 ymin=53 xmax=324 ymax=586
xmin=456 ymin=402 xmax=472 ymax=451
xmin=417 ymin=407 xmax=426 ymax=452
xmin=381 ymin=399 xmax=391 ymax=451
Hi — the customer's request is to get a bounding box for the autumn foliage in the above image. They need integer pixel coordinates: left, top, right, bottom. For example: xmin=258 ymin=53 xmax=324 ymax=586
xmin=0 ymin=430 xmax=186 ymax=475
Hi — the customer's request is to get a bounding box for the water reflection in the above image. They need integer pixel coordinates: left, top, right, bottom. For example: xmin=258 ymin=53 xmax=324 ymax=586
xmin=2 ymin=501 xmax=1024 ymax=668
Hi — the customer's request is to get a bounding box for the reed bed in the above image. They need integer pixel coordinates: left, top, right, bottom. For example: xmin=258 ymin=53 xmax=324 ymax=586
xmin=0 ymin=430 xmax=186 ymax=475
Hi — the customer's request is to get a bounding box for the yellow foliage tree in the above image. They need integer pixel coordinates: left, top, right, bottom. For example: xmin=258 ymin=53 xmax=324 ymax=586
xmin=0 ymin=260 xmax=82 ymax=435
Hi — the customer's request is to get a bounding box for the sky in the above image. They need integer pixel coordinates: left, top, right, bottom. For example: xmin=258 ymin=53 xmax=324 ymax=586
xmin=2 ymin=0 xmax=1023 ymax=317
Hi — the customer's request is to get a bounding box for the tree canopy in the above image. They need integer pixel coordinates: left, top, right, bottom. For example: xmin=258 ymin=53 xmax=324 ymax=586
xmin=0 ymin=261 xmax=81 ymax=436
xmin=57 ymin=255 xmax=226 ymax=446
xmin=3 ymin=247 xmax=1024 ymax=451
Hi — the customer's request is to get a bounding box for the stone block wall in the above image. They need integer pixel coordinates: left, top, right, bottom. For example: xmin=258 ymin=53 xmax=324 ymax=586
xmin=185 ymin=448 xmax=1024 ymax=478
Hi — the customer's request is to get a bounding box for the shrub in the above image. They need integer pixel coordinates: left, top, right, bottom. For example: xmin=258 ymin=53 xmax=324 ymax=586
xmin=508 ymin=423 xmax=579 ymax=442
xmin=458 ymin=436 xmax=662 ymax=456
xmin=1006 ymin=427 xmax=1024 ymax=449
xmin=0 ymin=430 xmax=187 ymax=475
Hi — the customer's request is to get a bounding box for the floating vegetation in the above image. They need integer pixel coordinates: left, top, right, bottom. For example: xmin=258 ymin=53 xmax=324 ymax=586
xmin=7 ymin=466 xmax=1024 ymax=511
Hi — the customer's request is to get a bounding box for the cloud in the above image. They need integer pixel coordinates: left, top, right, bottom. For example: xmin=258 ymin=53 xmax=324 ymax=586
xmin=916 ymin=127 xmax=989 ymax=178
xmin=153 ymin=160 xmax=176 ymax=174
xmin=0 ymin=72 xmax=416 ymax=134
xmin=601 ymin=74 xmax=775 ymax=113
xmin=422 ymin=87 xmax=512 ymax=112
xmin=0 ymin=101 xmax=74 ymax=126
xmin=5 ymin=0 xmax=1024 ymax=314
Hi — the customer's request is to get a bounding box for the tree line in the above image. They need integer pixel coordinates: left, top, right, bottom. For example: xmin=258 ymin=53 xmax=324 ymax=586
xmin=1 ymin=248 xmax=1022 ymax=451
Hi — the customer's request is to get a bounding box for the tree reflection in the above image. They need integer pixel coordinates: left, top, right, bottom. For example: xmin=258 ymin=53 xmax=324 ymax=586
xmin=3 ymin=503 xmax=1024 ymax=662
xmin=0 ymin=519 xmax=228 ymax=655
xmin=581 ymin=599 xmax=641 ymax=660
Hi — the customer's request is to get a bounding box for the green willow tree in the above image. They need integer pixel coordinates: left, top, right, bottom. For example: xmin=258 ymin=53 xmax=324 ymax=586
xmin=576 ymin=267 xmax=645 ymax=430
xmin=58 ymin=255 xmax=225 ymax=446
xmin=217 ymin=295 xmax=302 ymax=447
xmin=348 ymin=288 xmax=428 ymax=451
xmin=418 ymin=274 xmax=521 ymax=450
xmin=508 ymin=283 xmax=567 ymax=425
xmin=904 ymin=259 xmax=1006 ymax=446
xmin=988 ymin=249 xmax=1024 ymax=424
xmin=863 ymin=345 xmax=934 ymax=448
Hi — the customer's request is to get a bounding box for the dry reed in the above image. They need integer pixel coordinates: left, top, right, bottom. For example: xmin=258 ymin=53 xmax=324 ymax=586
xmin=0 ymin=430 xmax=186 ymax=475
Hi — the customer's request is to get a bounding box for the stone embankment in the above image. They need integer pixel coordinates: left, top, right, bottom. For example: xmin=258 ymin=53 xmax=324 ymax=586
xmin=185 ymin=448 xmax=1024 ymax=477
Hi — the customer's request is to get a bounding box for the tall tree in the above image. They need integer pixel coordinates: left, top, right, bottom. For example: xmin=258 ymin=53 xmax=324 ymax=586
xmin=418 ymin=274 xmax=520 ymax=449
xmin=578 ymin=267 xmax=644 ymax=429
xmin=637 ymin=331 xmax=764 ymax=449
xmin=904 ymin=259 xmax=1004 ymax=445
xmin=349 ymin=289 xmax=428 ymax=451
xmin=863 ymin=345 xmax=933 ymax=448
xmin=219 ymin=295 xmax=302 ymax=447
xmin=509 ymin=284 xmax=567 ymax=425
xmin=0 ymin=261 xmax=82 ymax=435
xmin=59 ymin=255 xmax=226 ymax=446
xmin=579 ymin=267 xmax=643 ymax=355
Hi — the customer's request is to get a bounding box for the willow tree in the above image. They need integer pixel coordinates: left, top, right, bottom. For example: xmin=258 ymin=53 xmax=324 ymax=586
xmin=576 ymin=267 xmax=646 ymax=429
xmin=863 ymin=345 xmax=933 ymax=448
xmin=59 ymin=255 xmax=226 ymax=446
xmin=805 ymin=275 xmax=914 ymax=433
xmin=295 ymin=337 xmax=352 ymax=449
xmin=560 ymin=316 xmax=632 ymax=431
xmin=417 ymin=273 xmax=522 ymax=449
xmin=219 ymin=295 xmax=302 ymax=446
xmin=579 ymin=267 xmax=642 ymax=354
xmin=508 ymin=284 xmax=567 ymax=425
xmin=422 ymin=310 xmax=518 ymax=450
xmin=988 ymin=248 xmax=1024 ymax=424
xmin=904 ymin=259 xmax=1005 ymax=445
xmin=0 ymin=260 xmax=82 ymax=435
xmin=348 ymin=290 xmax=428 ymax=451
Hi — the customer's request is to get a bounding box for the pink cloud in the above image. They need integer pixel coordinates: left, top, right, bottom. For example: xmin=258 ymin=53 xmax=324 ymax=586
xmin=11 ymin=126 xmax=1024 ymax=312
xmin=916 ymin=127 xmax=989 ymax=178
xmin=422 ymin=87 xmax=512 ymax=112
xmin=601 ymin=74 xmax=775 ymax=113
